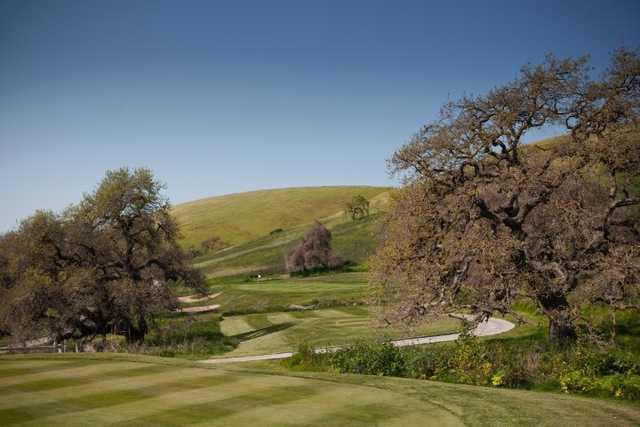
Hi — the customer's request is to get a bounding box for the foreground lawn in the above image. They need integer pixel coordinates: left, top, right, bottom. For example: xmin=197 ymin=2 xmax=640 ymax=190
xmin=218 ymin=306 xmax=462 ymax=357
xmin=1 ymin=354 xmax=639 ymax=426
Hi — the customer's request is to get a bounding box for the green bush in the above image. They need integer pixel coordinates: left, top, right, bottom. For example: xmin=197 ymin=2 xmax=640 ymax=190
xmin=308 ymin=335 xmax=640 ymax=400
xmin=127 ymin=315 xmax=237 ymax=358
xmin=330 ymin=341 xmax=408 ymax=377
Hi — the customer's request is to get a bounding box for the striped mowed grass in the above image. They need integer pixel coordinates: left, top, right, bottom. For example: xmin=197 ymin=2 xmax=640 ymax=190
xmin=217 ymin=306 xmax=462 ymax=357
xmin=0 ymin=356 xmax=459 ymax=426
xmin=2 ymin=355 xmax=640 ymax=426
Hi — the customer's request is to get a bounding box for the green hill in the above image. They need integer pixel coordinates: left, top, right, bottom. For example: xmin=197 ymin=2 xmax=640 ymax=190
xmin=172 ymin=186 xmax=391 ymax=249
xmin=193 ymin=213 xmax=384 ymax=277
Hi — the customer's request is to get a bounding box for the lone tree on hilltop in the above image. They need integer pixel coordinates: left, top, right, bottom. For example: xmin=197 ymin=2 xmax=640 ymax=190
xmin=371 ymin=49 xmax=640 ymax=342
xmin=345 ymin=195 xmax=371 ymax=220
xmin=0 ymin=168 xmax=205 ymax=345
xmin=286 ymin=221 xmax=343 ymax=273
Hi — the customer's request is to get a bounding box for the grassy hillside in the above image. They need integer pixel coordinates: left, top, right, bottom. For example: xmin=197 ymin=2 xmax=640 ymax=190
xmin=172 ymin=186 xmax=391 ymax=249
xmin=2 ymin=354 xmax=639 ymax=426
xmin=193 ymin=214 xmax=383 ymax=277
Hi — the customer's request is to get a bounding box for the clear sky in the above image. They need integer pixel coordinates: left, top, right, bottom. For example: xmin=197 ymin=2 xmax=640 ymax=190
xmin=1 ymin=0 xmax=639 ymax=232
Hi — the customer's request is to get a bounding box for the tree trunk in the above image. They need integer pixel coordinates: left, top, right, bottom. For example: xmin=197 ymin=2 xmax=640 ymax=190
xmin=125 ymin=315 xmax=148 ymax=343
xmin=549 ymin=315 xmax=577 ymax=342
xmin=537 ymin=293 xmax=577 ymax=343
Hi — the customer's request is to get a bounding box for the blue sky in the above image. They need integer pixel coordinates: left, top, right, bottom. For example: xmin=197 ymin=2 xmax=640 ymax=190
xmin=1 ymin=0 xmax=639 ymax=232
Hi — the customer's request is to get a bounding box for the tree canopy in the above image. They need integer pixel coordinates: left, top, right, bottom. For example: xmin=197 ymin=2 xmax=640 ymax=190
xmin=345 ymin=195 xmax=371 ymax=220
xmin=0 ymin=168 xmax=204 ymax=344
xmin=286 ymin=221 xmax=343 ymax=273
xmin=371 ymin=49 xmax=640 ymax=342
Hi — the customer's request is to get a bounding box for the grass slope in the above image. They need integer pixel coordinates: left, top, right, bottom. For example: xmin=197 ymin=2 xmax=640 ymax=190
xmin=194 ymin=215 xmax=382 ymax=277
xmin=1 ymin=354 xmax=638 ymax=426
xmin=173 ymin=186 xmax=390 ymax=249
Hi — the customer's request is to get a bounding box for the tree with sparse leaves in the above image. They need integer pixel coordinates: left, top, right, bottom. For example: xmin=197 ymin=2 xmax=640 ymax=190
xmin=371 ymin=49 xmax=640 ymax=342
xmin=286 ymin=221 xmax=343 ymax=273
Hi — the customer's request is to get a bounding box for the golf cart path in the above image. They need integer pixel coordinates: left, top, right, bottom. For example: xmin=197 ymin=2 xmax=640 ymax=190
xmin=199 ymin=317 xmax=515 ymax=364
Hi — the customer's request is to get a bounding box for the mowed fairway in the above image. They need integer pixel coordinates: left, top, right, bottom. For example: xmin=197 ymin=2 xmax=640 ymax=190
xmin=0 ymin=355 xmax=459 ymax=426
xmin=219 ymin=306 xmax=462 ymax=357
xmin=201 ymin=273 xmax=369 ymax=313
xmin=2 ymin=355 xmax=639 ymax=426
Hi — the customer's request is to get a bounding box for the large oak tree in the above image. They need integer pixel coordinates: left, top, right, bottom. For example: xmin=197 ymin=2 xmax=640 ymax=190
xmin=371 ymin=49 xmax=640 ymax=342
xmin=0 ymin=168 xmax=204 ymax=344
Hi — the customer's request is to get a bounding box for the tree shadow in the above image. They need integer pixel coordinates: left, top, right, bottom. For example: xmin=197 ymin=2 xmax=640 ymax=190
xmin=232 ymin=322 xmax=296 ymax=342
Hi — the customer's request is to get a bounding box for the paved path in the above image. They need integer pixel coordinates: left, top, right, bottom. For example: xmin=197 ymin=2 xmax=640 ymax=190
xmin=199 ymin=317 xmax=515 ymax=364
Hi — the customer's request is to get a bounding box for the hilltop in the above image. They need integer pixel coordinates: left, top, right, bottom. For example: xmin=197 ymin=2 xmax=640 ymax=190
xmin=172 ymin=186 xmax=391 ymax=249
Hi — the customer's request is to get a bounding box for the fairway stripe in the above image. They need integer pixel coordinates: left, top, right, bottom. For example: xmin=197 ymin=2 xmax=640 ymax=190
xmin=45 ymin=370 xmax=301 ymax=425
xmin=0 ymin=359 xmax=114 ymax=379
xmin=0 ymin=364 xmax=180 ymax=394
xmin=0 ymin=373 xmax=240 ymax=425
xmin=106 ymin=384 xmax=320 ymax=427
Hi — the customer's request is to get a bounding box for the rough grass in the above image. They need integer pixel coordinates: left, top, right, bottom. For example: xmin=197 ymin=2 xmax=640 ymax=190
xmin=1 ymin=354 xmax=639 ymax=426
xmin=172 ymin=186 xmax=390 ymax=249
xmin=217 ymin=306 xmax=463 ymax=357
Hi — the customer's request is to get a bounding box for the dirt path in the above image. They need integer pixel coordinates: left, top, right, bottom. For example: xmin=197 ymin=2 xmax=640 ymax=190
xmin=200 ymin=317 xmax=515 ymax=364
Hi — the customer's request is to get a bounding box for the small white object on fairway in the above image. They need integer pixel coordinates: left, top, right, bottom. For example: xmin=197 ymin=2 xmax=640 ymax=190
xmin=200 ymin=317 xmax=515 ymax=364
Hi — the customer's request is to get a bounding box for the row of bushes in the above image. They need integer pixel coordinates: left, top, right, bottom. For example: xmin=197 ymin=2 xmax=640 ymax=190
xmin=286 ymin=333 xmax=640 ymax=400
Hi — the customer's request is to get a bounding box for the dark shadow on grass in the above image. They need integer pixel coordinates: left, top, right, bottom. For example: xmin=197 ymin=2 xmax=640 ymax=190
xmin=0 ymin=364 xmax=178 ymax=394
xmin=232 ymin=322 xmax=296 ymax=342
xmin=298 ymin=402 xmax=406 ymax=426
xmin=0 ymin=360 xmax=109 ymax=379
xmin=107 ymin=384 xmax=318 ymax=427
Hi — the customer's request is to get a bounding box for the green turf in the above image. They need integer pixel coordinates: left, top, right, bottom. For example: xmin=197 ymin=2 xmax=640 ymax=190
xmin=1 ymin=354 xmax=638 ymax=426
xmin=201 ymin=272 xmax=369 ymax=314
xmin=217 ymin=306 xmax=463 ymax=357
xmin=172 ymin=186 xmax=391 ymax=249
xmin=0 ymin=355 xmax=459 ymax=426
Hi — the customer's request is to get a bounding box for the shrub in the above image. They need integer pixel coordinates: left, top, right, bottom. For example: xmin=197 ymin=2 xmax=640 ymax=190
xmin=330 ymin=341 xmax=407 ymax=377
xmin=307 ymin=334 xmax=640 ymax=400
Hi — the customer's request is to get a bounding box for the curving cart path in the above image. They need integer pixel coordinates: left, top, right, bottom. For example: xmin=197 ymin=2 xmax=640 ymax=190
xmin=200 ymin=317 xmax=515 ymax=364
